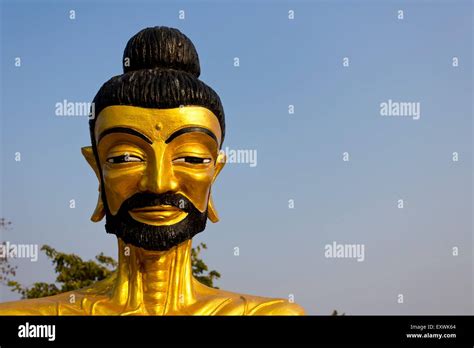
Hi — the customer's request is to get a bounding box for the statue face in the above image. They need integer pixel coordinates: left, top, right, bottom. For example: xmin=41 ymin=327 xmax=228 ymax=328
xmin=90 ymin=105 xmax=225 ymax=250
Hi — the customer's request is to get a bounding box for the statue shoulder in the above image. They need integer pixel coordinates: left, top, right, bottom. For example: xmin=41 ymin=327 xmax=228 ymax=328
xmin=246 ymin=298 xmax=306 ymax=315
xmin=0 ymin=276 xmax=116 ymax=315
xmin=216 ymin=292 xmax=305 ymax=315
xmin=0 ymin=297 xmax=61 ymax=315
xmin=193 ymin=281 xmax=305 ymax=316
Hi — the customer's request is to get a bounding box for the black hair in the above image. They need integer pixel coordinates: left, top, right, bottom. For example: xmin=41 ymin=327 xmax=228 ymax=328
xmin=89 ymin=26 xmax=225 ymax=146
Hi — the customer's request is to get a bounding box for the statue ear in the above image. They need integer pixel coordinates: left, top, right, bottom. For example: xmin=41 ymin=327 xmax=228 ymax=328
xmin=214 ymin=151 xmax=226 ymax=179
xmin=81 ymin=146 xmax=100 ymax=179
xmin=208 ymin=194 xmax=219 ymax=223
xmin=208 ymin=151 xmax=226 ymax=223
xmin=81 ymin=146 xmax=105 ymax=222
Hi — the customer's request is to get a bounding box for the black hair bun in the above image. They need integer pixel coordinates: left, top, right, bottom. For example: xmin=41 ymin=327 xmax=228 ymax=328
xmin=122 ymin=26 xmax=201 ymax=77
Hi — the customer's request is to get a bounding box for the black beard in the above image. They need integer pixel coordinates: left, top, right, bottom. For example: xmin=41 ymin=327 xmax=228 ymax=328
xmin=104 ymin=192 xmax=208 ymax=251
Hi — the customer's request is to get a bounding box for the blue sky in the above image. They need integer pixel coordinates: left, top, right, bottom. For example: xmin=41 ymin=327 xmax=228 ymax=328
xmin=1 ymin=0 xmax=472 ymax=314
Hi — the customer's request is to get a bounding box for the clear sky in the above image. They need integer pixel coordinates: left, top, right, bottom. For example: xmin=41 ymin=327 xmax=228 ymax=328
xmin=1 ymin=0 xmax=472 ymax=314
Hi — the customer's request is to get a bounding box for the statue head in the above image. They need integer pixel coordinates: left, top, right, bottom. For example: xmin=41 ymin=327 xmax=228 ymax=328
xmin=81 ymin=26 xmax=226 ymax=251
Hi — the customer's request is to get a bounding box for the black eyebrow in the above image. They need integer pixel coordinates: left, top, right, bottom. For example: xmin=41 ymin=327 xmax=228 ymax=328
xmin=165 ymin=127 xmax=218 ymax=145
xmin=98 ymin=127 xmax=153 ymax=144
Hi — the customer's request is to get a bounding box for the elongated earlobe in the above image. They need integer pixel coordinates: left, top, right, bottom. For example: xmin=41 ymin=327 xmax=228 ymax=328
xmin=208 ymin=194 xmax=219 ymax=223
xmin=81 ymin=146 xmax=100 ymax=178
xmin=207 ymin=151 xmax=226 ymax=223
xmin=91 ymin=193 xmax=106 ymax=222
xmin=81 ymin=146 xmax=105 ymax=222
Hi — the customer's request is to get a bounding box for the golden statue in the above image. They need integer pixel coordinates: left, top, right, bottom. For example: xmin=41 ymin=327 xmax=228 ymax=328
xmin=0 ymin=27 xmax=305 ymax=315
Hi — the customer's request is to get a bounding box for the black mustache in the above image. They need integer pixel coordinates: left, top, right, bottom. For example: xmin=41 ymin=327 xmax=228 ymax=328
xmin=120 ymin=192 xmax=194 ymax=212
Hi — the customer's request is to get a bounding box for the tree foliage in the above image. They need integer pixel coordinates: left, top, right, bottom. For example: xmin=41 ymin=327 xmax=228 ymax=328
xmin=5 ymin=245 xmax=118 ymax=299
xmin=0 ymin=219 xmax=16 ymax=286
xmin=191 ymin=243 xmax=221 ymax=288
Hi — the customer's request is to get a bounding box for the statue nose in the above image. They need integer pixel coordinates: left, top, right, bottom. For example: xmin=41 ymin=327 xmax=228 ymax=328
xmin=138 ymin=155 xmax=179 ymax=194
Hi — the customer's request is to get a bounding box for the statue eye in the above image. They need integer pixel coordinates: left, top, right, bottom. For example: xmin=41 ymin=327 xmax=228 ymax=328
xmin=173 ymin=156 xmax=211 ymax=164
xmin=107 ymin=154 xmax=143 ymax=163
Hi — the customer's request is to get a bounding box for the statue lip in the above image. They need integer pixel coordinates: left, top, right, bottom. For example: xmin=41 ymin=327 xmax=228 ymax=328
xmin=128 ymin=205 xmax=188 ymax=226
xmin=130 ymin=205 xmax=182 ymax=212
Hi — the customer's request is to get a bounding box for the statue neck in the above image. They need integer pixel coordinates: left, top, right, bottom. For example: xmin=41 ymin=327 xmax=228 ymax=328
xmin=111 ymin=238 xmax=196 ymax=315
